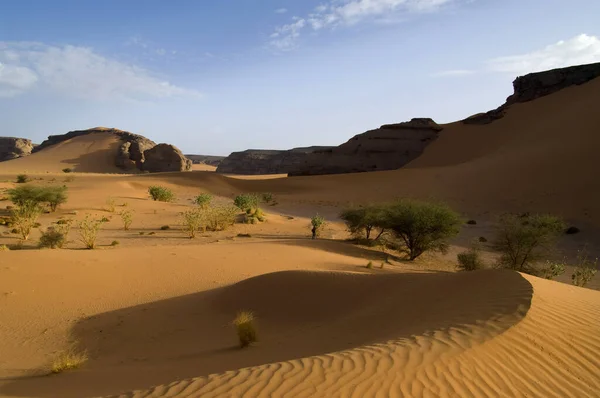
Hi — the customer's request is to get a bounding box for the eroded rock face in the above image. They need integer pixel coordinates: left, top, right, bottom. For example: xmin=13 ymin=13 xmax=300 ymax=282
xmin=464 ymin=62 xmax=600 ymax=125
xmin=185 ymin=154 xmax=226 ymax=167
xmin=142 ymin=144 xmax=192 ymax=172
xmin=216 ymin=147 xmax=333 ymax=175
xmin=0 ymin=137 xmax=34 ymax=161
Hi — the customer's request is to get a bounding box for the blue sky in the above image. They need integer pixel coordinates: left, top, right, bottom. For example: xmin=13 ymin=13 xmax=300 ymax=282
xmin=1 ymin=0 xmax=600 ymax=155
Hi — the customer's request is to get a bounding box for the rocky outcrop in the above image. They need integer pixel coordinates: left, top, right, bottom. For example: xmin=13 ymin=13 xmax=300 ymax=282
xmin=216 ymin=147 xmax=333 ymax=175
xmin=288 ymin=118 xmax=442 ymax=176
xmin=185 ymin=154 xmax=226 ymax=167
xmin=464 ymin=62 xmax=600 ymax=125
xmin=216 ymin=119 xmax=442 ymax=176
xmin=115 ymin=134 xmax=156 ymax=169
xmin=0 ymin=137 xmax=34 ymax=161
xmin=142 ymin=144 xmax=192 ymax=172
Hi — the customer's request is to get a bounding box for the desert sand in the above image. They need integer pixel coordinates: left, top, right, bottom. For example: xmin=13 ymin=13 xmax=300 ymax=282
xmin=1 ymin=73 xmax=599 ymax=398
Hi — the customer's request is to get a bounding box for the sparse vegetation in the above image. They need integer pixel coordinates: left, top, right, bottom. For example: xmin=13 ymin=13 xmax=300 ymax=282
xmin=39 ymin=227 xmax=68 ymax=249
xmin=494 ymin=213 xmax=565 ymax=274
xmin=311 ymin=214 xmax=326 ymax=239
xmin=194 ymin=193 xmax=212 ymax=209
xmin=10 ymin=201 xmax=42 ymax=240
xmin=457 ymin=243 xmax=485 ymax=271
xmin=245 ymin=207 xmax=265 ymax=224
xmin=541 ymin=260 xmax=566 ymax=280
xmin=8 ymin=185 xmax=68 ymax=212
xmin=160 ymin=225 xmax=170 ymax=230
xmin=110 ymin=240 xmax=120 ymax=246
xmin=62 ymin=168 xmax=73 ymax=173
xmin=0 ymin=245 xmax=9 ymax=251
xmin=181 ymin=208 xmax=206 ymax=238
xmin=366 ymin=261 xmax=373 ymax=269
xmin=16 ymin=174 xmax=29 ymax=184
xmin=148 ymin=186 xmax=175 ymax=202
xmin=206 ymin=205 xmax=238 ymax=231
xmin=120 ymin=209 xmax=134 ymax=230
xmin=234 ymin=194 xmax=259 ymax=213
xmin=78 ymin=215 xmax=102 ymax=249
xmin=340 ymin=204 xmax=387 ymax=240
xmin=261 ymin=192 xmax=274 ymax=204
xmin=50 ymin=349 xmax=88 ymax=374
xmin=233 ymin=311 xmax=257 ymax=348
xmin=105 ymin=197 xmax=116 ymax=213
xmin=571 ymin=249 xmax=598 ymax=287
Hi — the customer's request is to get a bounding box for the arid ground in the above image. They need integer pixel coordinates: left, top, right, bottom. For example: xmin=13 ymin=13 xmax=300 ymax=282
xmin=0 ymin=76 xmax=599 ymax=398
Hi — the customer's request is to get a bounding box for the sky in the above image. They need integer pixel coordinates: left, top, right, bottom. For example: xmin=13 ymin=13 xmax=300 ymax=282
xmin=1 ymin=0 xmax=600 ymax=155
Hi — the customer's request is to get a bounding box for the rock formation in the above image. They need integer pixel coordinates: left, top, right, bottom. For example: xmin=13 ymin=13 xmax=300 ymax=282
xmin=185 ymin=154 xmax=226 ymax=167
xmin=216 ymin=147 xmax=333 ymax=175
xmin=32 ymin=127 xmax=192 ymax=173
xmin=143 ymin=144 xmax=192 ymax=172
xmin=464 ymin=61 xmax=600 ymax=125
xmin=0 ymin=137 xmax=34 ymax=161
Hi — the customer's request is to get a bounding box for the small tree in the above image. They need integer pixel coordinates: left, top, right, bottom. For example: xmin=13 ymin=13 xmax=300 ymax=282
xmin=340 ymin=204 xmax=387 ymax=240
xmin=194 ymin=193 xmax=212 ymax=209
xmin=311 ymin=214 xmax=326 ymax=239
xmin=78 ymin=215 xmax=102 ymax=249
xmin=148 ymin=186 xmax=175 ymax=202
xmin=572 ymin=249 xmax=598 ymax=287
xmin=120 ymin=209 xmax=134 ymax=230
xmin=10 ymin=201 xmax=42 ymax=240
xmin=39 ymin=185 xmax=68 ymax=212
xmin=387 ymin=200 xmax=461 ymax=261
xmin=8 ymin=185 xmax=68 ymax=212
xmin=234 ymin=194 xmax=259 ymax=213
xmin=494 ymin=214 xmax=565 ymax=273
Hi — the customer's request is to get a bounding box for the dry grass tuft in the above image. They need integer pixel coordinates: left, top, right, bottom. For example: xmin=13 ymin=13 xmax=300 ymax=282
xmin=233 ymin=311 xmax=257 ymax=348
xmin=50 ymin=349 xmax=88 ymax=374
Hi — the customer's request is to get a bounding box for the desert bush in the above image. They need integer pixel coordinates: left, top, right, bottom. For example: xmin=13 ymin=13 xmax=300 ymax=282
xmin=233 ymin=311 xmax=257 ymax=348
xmin=181 ymin=208 xmax=206 ymax=238
xmin=0 ymin=245 xmax=9 ymax=251
xmin=386 ymin=200 xmax=461 ymax=261
xmin=571 ymin=249 xmax=598 ymax=287
xmin=78 ymin=215 xmax=102 ymax=249
xmin=340 ymin=204 xmax=387 ymax=240
xmin=261 ymin=192 xmax=274 ymax=204
xmin=8 ymin=185 xmax=68 ymax=212
xmin=194 ymin=193 xmax=212 ymax=209
xmin=39 ymin=227 xmax=67 ymax=249
xmin=105 ymin=197 xmax=116 ymax=213
xmin=62 ymin=168 xmax=73 ymax=173
xmin=160 ymin=225 xmax=170 ymax=230
xmin=10 ymin=201 xmax=42 ymax=240
xmin=494 ymin=214 xmax=565 ymax=274
xmin=311 ymin=214 xmax=326 ymax=239
xmin=207 ymin=205 xmax=238 ymax=231
xmin=16 ymin=174 xmax=29 ymax=183
xmin=120 ymin=209 xmax=134 ymax=230
xmin=541 ymin=260 xmax=566 ymax=280
xmin=111 ymin=240 xmax=120 ymax=246
xmin=148 ymin=186 xmax=175 ymax=202
xmin=234 ymin=194 xmax=259 ymax=213
xmin=50 ymin=349 xmax=88 ymax=374
xmin=245 ymin=207 xmax=266 ymax=224
xmin=366 ymin=261 xmax=373 ymax=269
xmin=457 ymin=244 xmax=485 ymax=271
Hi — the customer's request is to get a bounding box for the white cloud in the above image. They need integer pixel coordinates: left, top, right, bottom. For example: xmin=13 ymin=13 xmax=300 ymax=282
xmin=270 ymin=0 xmax=460 ymax=50
xmin=275 ymin=8 xmax=288 ymax=14
xmin=0 ymin=42 xmax=199 ymax=100
xmin=487 ymin=34 xmax=600 ymax=75
xmin=431 ymin=69 xmax=476 ymax=77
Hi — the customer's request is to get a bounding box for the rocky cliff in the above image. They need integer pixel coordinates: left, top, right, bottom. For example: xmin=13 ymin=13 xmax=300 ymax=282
xmin=216 ymin=147 xmax=333 ymax=175
xmin=185 ymin=154 xmax=226 ymax=167
xmin=0 ymin=137 xmax=34 ymax=161
xmin=33 ymin=127 xmax=191 ymax=173
xmin=464 ymin=62 xmax=600 ymax=124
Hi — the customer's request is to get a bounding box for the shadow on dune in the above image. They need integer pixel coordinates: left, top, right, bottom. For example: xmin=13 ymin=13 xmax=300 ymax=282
xmin=1 ymin=270 xmax=533 ymax=398
xmin=61 ymin=140 xmax=123 ymax=173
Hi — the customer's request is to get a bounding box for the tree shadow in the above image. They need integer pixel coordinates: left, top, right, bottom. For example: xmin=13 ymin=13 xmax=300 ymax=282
xmin=1 ymin=269 xmax=533 ymax=398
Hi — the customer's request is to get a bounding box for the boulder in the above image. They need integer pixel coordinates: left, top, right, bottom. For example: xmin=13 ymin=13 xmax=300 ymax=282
xmin=0 ymin=137 xmax=34 ymax=161
xmin=142 ymin=144 xmax=192 ymax=172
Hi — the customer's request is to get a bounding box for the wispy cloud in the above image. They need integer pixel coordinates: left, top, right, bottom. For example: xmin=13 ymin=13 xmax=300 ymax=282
xmin=270 ymin=0 xmax=462 ymax=50
xmin=275 ymin=8 xmax=288 ymax=14
xmin=0 ymin=42 xmax=199 ymax=100
xmin=487 ymin=34 xmax=600 ymax=75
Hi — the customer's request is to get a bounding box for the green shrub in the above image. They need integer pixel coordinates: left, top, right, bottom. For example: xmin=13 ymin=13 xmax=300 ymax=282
xmin=245 ymin=208 xmax=265 ymax=224
xmin=494 ymin=214 xmax=565 ymax=274
xmin=8 ymin=185 xmax=68 ymax=212
xmin=62 ymin=168 xmax=73 ymax=173
xmin=366 ymin=261 xmax=373 ymax=269
xmin=41 ymin=186 xmax=68 ymax=212
xmin=120 ymin=209 xmax=134 ymax=231
xmin=541 ymin=260 xmax=566 ymax=280
xmin=457 ymin=244 xmax=485 ymax=271
xmin=207 ymin=205 xmax=238 ymax=231
xmin=78 ymin=215 xmax=102 ymax=249
xmin=340 ymin=204 xmax=387 ymax=240
xmin=110 ymin=240 xmax=120 ymax=246
xmin=0 ymin=245 xmax=9 ymax=251
xmin=233 ymin=311 xmax=257 ymax=348
xmin=310 ymin=214 xmax=326 ymax=239
xmin=16 ymin=174 xmax=29 ymax=184
xmin=194 ymin=193 xmax=212 ymax=208
xmin=10 ymin=201 xmax=42 ymax=240
xmin=234 ymin=194 xmax=259 ymax=213
xmin=181 ymin=208 xmax=206 ymax=238
xmin=261 ymin=192 xmax=274 ymax=204
xmin=386 ymin=200 xmax=461 ymax=260
xmin=39 ymin=227 xmax=68 ymax=249
xmin=571 ymin=249 xmax=598 ymax=287
xmin=50 ymin=349 xmax=88 ymax=374
xmin=148 ymin=186 xmax=175 ymax=202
